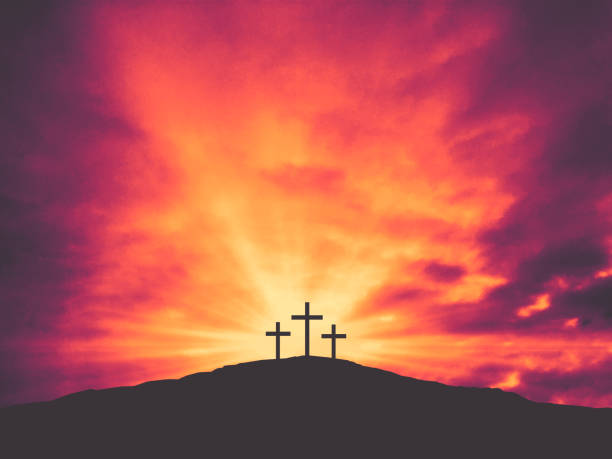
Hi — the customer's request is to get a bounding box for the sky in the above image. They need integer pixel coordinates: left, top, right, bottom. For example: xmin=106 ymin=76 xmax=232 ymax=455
xmin=1 ymin=0 xmax=611 ymax=408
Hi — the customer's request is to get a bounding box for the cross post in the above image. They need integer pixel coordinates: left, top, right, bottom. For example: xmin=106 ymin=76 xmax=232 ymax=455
xmin=265 ymin=322 xmax=291 ymax=360
xmin=291 ymin=302 xmax=323 ymax=357
xmin=321 ymin=324 xmax=347 ymax=359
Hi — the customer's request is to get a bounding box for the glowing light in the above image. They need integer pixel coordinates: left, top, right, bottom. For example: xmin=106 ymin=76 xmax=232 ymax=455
xmin=517 ymin=294 xmax=550 ymax=318
xmin=564 ymin=318 xmax=579 ymax=329
xmin=494 ymin=371 xmax=521 ymax=390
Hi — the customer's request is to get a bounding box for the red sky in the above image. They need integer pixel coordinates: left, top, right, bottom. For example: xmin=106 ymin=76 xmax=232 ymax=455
xmin=1 ymin=0 xmax=611 ymax=408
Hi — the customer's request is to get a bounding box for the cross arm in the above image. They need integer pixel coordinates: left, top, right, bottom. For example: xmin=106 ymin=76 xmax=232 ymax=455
xmin=291 ymin=315 xmax=306 ymax=320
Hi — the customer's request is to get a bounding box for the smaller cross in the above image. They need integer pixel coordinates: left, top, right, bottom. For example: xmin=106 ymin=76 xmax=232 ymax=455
xmin=265 ymin=322 xmax=291 ymax=360
xmin=321 ymin=324 xmax=346 ymax=359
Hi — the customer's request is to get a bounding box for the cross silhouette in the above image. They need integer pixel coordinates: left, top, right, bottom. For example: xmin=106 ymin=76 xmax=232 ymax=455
xmin=321 ymin=324 xmax=346 ymax=359
xmin=265 ymin=322 xmax=291 ymax=360
xmin=291 ymin=302 xmax=323 ymax=357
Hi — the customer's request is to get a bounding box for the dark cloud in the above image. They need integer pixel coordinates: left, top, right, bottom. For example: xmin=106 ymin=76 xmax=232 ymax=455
xmin=380 ymin=286 xmax=429 ymax=306
xmin=452 ymin=357 xmax=612 ymax=405
xmin=0 ymin=1 xmax=147 ymax=407
xmin=549 ymin=104 xmax=612 ymax=181
xmin=449 ymin=238 xmax=610 ymax=332
xmin=1 ymin=2 xmax=82 ymax=336
xmin=423 ymin=261 xmax=465 ymax=283
xmin=517 ymin=357 xmax=612 ymax=405
xmin=516 ymin=238 xmax=608 ymax=285
xmin=440 ymin=0 xmax=612 ymax=334
xmin=552 ymin=277 xmax=612 ymax=326
xmin=450 ymin=363 xmax=513 ymax=389
xmin=465 ymin=105 xmax=612 ymax=327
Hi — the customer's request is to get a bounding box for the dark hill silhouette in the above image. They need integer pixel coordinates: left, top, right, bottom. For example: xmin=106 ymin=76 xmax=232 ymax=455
xmin=1 ymin=357 xmax=610 ymax=458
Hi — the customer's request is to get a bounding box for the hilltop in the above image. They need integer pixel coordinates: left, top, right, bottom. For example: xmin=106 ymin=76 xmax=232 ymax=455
xmin=1 ymin=357 xmax=610 ymax=458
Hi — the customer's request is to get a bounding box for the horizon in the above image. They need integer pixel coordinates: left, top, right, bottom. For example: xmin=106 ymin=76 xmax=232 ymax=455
xmin=1 ymin=355 xmax=607 ymax=410
xmin=1 ymin=0 xmax=611 ymax=409
xmin=0 ymin=356 xmax=551 ymax=409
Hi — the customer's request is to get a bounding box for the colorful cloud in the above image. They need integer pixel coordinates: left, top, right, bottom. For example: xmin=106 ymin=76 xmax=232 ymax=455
xmin=1 ymin=0 xmax=611 ymax=408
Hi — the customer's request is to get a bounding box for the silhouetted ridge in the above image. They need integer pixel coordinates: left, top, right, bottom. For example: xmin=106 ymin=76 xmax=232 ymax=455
xmin=1 ymin=357 xmax=610 ymax=458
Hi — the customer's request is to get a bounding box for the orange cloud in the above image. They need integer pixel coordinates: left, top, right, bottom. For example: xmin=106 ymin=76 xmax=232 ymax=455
xmin=2 ymin=0 xmax=611 ymax=408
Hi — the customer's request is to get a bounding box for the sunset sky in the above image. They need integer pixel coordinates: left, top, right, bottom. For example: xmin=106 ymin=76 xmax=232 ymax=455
xmin=1 ymin=0 xmax=611 ymax=408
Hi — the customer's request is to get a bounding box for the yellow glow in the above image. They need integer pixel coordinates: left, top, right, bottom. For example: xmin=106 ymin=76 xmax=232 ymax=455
xmin=517 ymin=294 xmax=550 ymax=318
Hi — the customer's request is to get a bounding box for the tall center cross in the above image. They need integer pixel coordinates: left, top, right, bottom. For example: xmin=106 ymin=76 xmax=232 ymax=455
xmin=291 ymin=301 xmax=323 ymax=357
xmin=321 ymin=324 xmax=347 ymax=359
xmin=265 ymin=322 xmax=291 ymax=360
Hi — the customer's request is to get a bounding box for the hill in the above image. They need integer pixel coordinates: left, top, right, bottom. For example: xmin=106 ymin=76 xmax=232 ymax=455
xmin=1 ymin=356 xmax=610 ymax=458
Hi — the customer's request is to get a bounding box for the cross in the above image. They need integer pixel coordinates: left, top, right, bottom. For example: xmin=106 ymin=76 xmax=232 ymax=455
xmin=291 ymin=302 xmax=323 ymax=357
xmin=321 ymin=324 xmax=346 ymax=359
xmin=265 ymin=322 xmax=291 ymax=360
